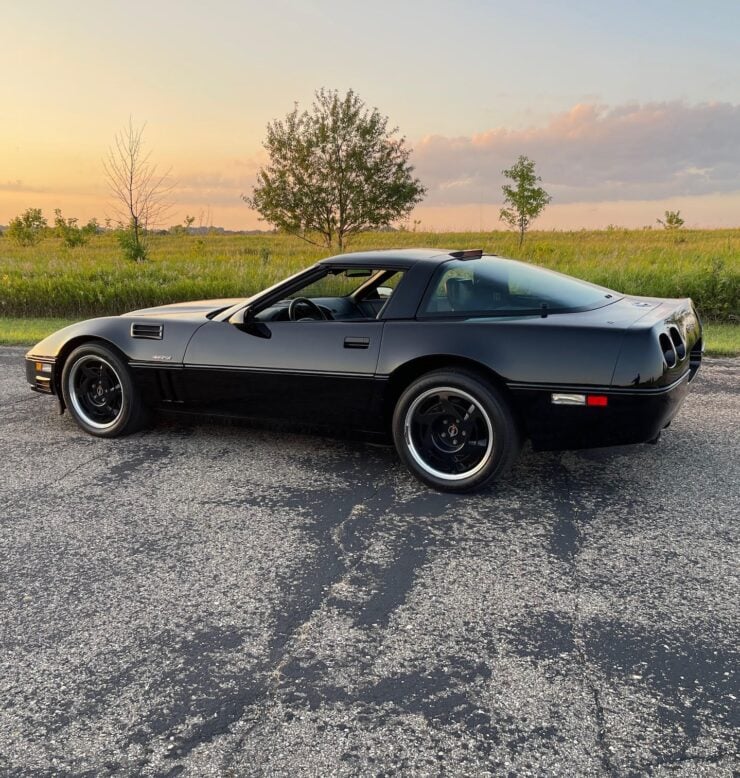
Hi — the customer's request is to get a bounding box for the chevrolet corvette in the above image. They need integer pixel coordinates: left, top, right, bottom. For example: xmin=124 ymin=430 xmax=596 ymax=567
xmin=26 ymin=248 xmax=702 ymax=491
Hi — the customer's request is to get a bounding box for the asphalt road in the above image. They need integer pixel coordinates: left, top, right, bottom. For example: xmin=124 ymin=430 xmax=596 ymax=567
xmin=0 ymin=346 xmax=738 ymax=777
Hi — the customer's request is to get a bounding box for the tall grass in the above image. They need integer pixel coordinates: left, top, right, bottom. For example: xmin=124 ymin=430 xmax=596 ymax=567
xmin=0 ymin=229 xmax=737 ymax=320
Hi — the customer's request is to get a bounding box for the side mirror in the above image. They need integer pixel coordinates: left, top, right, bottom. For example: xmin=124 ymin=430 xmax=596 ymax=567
xmin=229 ymin=306 xmax=271 ymax=338
xmin=229 ymin=305 xmax=253 ymax=325
xmin=377 ymin=286 xmax=393 ymax=299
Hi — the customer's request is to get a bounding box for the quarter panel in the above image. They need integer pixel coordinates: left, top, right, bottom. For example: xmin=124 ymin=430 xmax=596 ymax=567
xmin=377 ymin=318 xmax=626 ymax=387
xmin=612 ymin=299 xmax=702 ymax=388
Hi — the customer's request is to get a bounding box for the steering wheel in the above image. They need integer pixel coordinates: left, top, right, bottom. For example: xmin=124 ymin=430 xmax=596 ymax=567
xmin=288 ymin=297 xmax=329 ymax=321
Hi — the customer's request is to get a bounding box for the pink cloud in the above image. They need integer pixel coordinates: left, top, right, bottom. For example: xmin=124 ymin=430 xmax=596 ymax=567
xmin=413 ymin=102 xmax=740 ymax=204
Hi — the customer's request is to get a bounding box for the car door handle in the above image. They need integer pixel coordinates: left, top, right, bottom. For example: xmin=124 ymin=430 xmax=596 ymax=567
xmin=344 ymin=336 xmax=370 ymax=349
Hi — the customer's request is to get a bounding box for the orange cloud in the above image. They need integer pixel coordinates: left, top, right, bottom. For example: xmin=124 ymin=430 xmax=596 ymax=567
xmin=3 ymin=103 xmax=740 ymax=231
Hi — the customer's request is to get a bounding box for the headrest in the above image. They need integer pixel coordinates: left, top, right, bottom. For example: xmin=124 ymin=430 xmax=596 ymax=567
xmin=473 ymin=269 xmax=509 ymax=294
xmin=446 ymin=277 xmax=474 ymax=311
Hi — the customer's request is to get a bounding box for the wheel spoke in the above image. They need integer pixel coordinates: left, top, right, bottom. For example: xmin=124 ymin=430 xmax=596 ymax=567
xmin=438 ymin=397 xmax=461 ymax=421
xmin=416 ymin=399 xmax=445 ymax=420
xmin=418 ymin=421 xmax=435 ymax=449
xmin=461 ymin=404 xmax=482 ymax=434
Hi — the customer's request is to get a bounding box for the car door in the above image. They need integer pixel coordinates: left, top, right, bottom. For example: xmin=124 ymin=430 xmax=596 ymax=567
xmin=181 ymin=317 xmax=384 ymax=429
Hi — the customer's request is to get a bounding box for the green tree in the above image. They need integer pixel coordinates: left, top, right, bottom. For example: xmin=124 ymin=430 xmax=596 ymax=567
xmin=103 ymin=118 xmax=172 ymax=261
xmin=657 ymin=210 xmax=685 ymax=230
xmin=7 ymin=208 xmax=48 ymax=246
xmin=169 ymin=214 xmax=197 ymax=235
xmin=243 ymin=88 xmax=426 ymax=250
xmin=54 ymin=209 xmax=98 ymax=247
xmin=499 ymin=155 xmax=552 ymax=246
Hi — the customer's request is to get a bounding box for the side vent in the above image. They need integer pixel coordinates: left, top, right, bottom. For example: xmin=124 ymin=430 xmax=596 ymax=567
xmin=131 ymin=322 xmax=163 ymax=340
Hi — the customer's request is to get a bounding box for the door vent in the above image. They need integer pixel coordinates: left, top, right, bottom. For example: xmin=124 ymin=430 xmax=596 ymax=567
xmin=131 ymin=322 xmax=163 ymax=340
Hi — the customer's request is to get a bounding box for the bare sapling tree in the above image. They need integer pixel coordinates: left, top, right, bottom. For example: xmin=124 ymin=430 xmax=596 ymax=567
xmin=104 ymin=118 xmax=173 ymax=261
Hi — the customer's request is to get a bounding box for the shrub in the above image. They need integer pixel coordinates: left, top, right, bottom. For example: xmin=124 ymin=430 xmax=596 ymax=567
xmin=657 ymin=210 xmax=685 ymax=230
xmin=7 ymin=208 xmax=47 ymax=246
xmin=54 ymin=210 xmax=98 ymax=248
xmin=117 ymin=229 xmax=148 ymax=262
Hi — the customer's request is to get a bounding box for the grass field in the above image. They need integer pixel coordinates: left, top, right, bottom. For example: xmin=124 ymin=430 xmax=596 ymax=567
xmin=0 ymin=229 xmax=738 ymax=320
xmin=0 ymin=229 xmax=737 ymax=356
xmin=701 ymin=322 xmax=740 ymax=356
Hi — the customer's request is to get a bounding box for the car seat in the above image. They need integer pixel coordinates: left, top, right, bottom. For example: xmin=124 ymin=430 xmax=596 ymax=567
xmin=446 ymin=277 xmax=475 ymax=311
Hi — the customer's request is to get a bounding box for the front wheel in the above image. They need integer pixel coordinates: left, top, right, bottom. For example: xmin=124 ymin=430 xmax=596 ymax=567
xmin=61 ymin=343 xmax=146 ymax=437
xmin=392 ymin=369 xmax=521 ymax=492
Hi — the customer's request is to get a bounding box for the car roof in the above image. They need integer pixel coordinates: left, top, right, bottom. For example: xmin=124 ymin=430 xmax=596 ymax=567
xmin=319 ymin=248 xmax=481 ymax=269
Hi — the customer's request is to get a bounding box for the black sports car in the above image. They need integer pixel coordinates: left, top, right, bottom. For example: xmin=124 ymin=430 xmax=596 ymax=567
xmin=26 ymin=248 xmax=702 ymax=491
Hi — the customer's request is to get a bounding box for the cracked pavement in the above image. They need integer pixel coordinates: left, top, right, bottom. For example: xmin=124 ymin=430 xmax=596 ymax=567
xmin=0 ymin=346 xmax=738 ymax=776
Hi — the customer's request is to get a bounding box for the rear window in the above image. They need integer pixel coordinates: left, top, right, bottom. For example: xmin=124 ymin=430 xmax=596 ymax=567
xmin=421 ymin=257 xmax=618 ymax=316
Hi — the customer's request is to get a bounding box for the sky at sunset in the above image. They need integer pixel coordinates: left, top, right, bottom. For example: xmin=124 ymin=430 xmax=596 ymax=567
xmin=3 ymin=0 xmax=740 ymax=231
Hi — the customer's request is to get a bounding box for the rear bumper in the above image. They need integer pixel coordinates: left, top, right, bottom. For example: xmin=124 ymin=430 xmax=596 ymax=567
xmin=512 ymin=372 xmax=693 ymax=451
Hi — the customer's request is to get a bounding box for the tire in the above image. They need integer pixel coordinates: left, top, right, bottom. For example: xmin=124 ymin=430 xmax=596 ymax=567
xmin=61 ymin=343 xmax=146 ymax=437
xmin=392 ymin=369 xmax=521 ymax=492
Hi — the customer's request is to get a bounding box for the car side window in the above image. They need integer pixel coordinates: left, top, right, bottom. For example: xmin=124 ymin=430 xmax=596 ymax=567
xmin=287 ymin=269 xmax=371 ymax=300
xmin=421 ymin=258 xmax=613 ymax=316
xmin=278 ymin=267 xmax=406 ymax=321
xmin=424 ymin=265 xmax=511 ymax=314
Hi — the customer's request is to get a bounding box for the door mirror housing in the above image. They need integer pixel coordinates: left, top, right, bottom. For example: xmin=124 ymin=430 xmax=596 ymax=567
xmin=229 ymin=305 xmax=253 ymax=326
xmin=229 ymin=306 xmax=271 ymax=338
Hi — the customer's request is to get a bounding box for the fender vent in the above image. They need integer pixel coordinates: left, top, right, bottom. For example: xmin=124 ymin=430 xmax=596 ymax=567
xmin=131 ymin=322 xmax=163 ymax=340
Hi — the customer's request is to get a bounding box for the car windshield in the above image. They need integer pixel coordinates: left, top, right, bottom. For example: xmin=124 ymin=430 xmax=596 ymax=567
xmin=422 ymin=257 xmax=618 ymax=316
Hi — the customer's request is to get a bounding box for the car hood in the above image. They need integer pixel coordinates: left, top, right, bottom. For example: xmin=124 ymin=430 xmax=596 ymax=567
xmin=121 ymin=299 xmax=245 ymax=319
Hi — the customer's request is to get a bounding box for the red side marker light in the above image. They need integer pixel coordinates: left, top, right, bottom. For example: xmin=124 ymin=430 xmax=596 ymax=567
xmin=586 ymin=395 xmax=608 ymax=407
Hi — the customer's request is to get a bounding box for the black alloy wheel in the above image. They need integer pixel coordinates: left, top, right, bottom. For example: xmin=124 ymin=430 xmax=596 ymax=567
xmin=393 ymin=369 xmax=521 ymax=492
xmin=61 ymin=343 xmax=146 ymax=437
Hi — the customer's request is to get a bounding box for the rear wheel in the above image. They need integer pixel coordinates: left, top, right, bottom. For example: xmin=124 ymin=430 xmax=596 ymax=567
xmin=61 ymin=343 xmax=145 ymax=437
xmin=392 ymin=369 xmax=521 ymax=492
